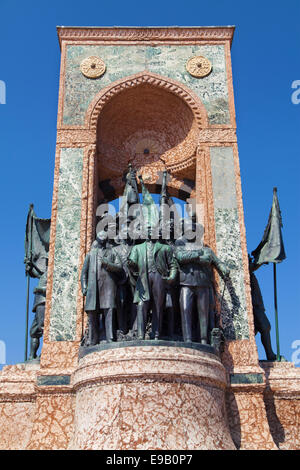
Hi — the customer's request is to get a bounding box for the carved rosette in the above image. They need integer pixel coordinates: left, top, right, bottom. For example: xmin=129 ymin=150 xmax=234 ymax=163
xmin=186 ymin=56 xmax=212 ymax=78
xmin=80 ymin=56 xmax=106 ymax=79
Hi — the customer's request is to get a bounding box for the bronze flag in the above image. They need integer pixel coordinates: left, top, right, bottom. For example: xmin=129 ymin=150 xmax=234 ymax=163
xmin=251 ymin=187 xmax=286 ymax=266
xmin=24 ymin=204 xmax=51 ymax=278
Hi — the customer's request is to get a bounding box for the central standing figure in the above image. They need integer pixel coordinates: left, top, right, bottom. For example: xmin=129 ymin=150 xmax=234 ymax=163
xmin=128 ymin=227 xmax=178 ymax=340
xmin=128 ymin=175 xmax=178 ymax=340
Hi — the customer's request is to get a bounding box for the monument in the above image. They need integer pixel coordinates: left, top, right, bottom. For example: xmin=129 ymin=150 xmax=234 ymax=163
xmin=0 ymin=26 xmax=299 ymax=450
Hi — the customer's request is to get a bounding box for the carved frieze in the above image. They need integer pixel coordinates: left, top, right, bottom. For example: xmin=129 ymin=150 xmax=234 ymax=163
xmin=57 ymin=26 xmax=235 ymax=47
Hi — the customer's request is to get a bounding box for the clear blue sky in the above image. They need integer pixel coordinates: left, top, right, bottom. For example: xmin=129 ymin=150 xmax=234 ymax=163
xmin=0 ymin=0 xmax=299 ymax=367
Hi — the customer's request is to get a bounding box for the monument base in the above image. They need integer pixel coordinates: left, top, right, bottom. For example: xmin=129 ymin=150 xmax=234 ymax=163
xmin=69 ymin=343 xmax=235 ymax=450
xmin=0 ymin=362 xmax=39 ymax=450
xmin=261 ymin=360 xmax=300 ymax=450
xmin=1 ymin=344 xmax=299 ymax=450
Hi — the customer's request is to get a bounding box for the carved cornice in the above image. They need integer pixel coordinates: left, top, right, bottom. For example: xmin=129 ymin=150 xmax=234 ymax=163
xmin=57 ymin=26 xmax=235 ymax=48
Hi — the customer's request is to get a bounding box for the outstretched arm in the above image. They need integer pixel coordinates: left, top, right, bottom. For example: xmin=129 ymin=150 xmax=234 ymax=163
xmin=175 ymin=249 xmax=203 ymax=265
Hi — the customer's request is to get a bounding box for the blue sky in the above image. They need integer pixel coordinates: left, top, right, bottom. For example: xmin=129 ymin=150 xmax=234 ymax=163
xmin=0 ymin=0 xmax=299 ymax=367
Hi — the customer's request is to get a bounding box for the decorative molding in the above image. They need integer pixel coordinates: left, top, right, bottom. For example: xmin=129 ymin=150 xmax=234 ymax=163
xmin=165 ymin=154 xmax=196 ymax=174
xmin=57 ymin=26 xmax=235 ymax=47
xmin=198 ymin=128 xmax=237 ymax=143
xmin=57 ymin=130 xmax=96 ymax=144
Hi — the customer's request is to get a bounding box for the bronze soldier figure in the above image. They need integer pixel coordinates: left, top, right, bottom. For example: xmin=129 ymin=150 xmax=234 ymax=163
xmin=81 ymin=231 xmax=122 ymax=345
xmin=249 ymin=256 xmax=276 ymax=361
xmin=175 ymin=229 xmax=229 ymax=344
xmin=28 ymin=263 xmax=48 ymax=360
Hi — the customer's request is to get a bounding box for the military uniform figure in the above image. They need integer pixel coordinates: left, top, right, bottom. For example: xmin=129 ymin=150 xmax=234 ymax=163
xmin=175 ymin=242 xmax=229 ymax=344
xmin=249 ymin=257 xmax=276 ymax=361
xmin=81 ymin=231 xmax=122 ymax=345
xmin=28 ymin=267 xmax=48 ymax=360
xmin=128 ymin=235 xmax=178 ymax=340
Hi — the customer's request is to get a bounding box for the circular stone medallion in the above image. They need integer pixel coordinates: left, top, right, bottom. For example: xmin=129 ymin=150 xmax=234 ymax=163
xmin=80 ymin=56 xmax=106 ymax=79
xmin=186 ymin=56 xmax=212 ymax=78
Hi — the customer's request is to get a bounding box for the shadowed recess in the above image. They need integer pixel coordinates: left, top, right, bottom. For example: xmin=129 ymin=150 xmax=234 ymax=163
xmin=96 ymin=83 xmax=198 ymax=201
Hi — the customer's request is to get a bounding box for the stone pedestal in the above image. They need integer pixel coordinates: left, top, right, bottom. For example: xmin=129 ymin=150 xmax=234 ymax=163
xmin=0 ymin=349 xmax=299 ymax=449
xmin=68 ymin=343 xmax=236 ymax=450
xmin=0 ymin=362 xmax=39 ymax=450
xmin=261 ymin=361 xmax=300 ymax=450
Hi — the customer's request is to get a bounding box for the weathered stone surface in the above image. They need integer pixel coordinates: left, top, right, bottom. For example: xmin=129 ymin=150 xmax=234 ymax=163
xmin=49 ymin=148 xmax=83 ymax=341
xmin=0 ymin=362 xmax=39 ymax=450
xmin=26 ymin=393 xmax=74 ymax=450
xmin=210 ymin=147 xmax=249 ymax=340
xmin=226 ymin=389 xmax=277 ymax=450
xmin=261 ymin=361 xmax=300 ymax=450
xmin=63 ymin=45 xmax=230 ymax=126
xmin=69 ymin=346 xmax=235 ymax=450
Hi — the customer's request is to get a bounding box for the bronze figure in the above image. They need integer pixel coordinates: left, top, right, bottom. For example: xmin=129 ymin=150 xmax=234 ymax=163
xmin=175 ymin=230 xmax=229 ymax=344
xmin=81 ymin=231 xmax=122 ymax=344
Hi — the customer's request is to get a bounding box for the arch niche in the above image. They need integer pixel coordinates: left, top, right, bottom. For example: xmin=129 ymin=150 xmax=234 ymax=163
xmin=86 ymin=71 xmax=210 ymax=235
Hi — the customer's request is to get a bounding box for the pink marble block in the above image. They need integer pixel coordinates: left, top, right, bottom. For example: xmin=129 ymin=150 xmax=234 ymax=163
xmin=68 ymin=346 xmax=236 ymax=450
xmin=0 ymin=362 xmax=39 ymax=450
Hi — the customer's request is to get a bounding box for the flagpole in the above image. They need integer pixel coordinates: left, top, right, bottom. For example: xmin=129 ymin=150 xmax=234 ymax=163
xmin=24 ymin=203 xmax=34 ymax=362
xmin=273 ymin=263 xmax=280 ymax=361
xmin=24 ymin=273 xmax=30 ymax=362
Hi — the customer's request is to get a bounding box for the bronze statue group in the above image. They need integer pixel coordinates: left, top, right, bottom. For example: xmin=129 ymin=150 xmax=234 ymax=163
xmin=80 ymin=167 xmax=230 ymax=349
xmin=27 ymin=165 xmax=277 ymax=361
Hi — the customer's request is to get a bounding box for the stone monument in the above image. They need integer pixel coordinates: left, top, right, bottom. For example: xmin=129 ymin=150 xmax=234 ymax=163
xmin=0 ymin=26 xmax=299 ymax=451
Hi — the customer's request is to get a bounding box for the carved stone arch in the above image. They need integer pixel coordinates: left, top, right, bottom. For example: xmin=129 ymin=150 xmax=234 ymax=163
xmin=84 ymin=71 xmax=210 ymax=203
xmin=85 ymin=71 xmax=209 ymax=133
